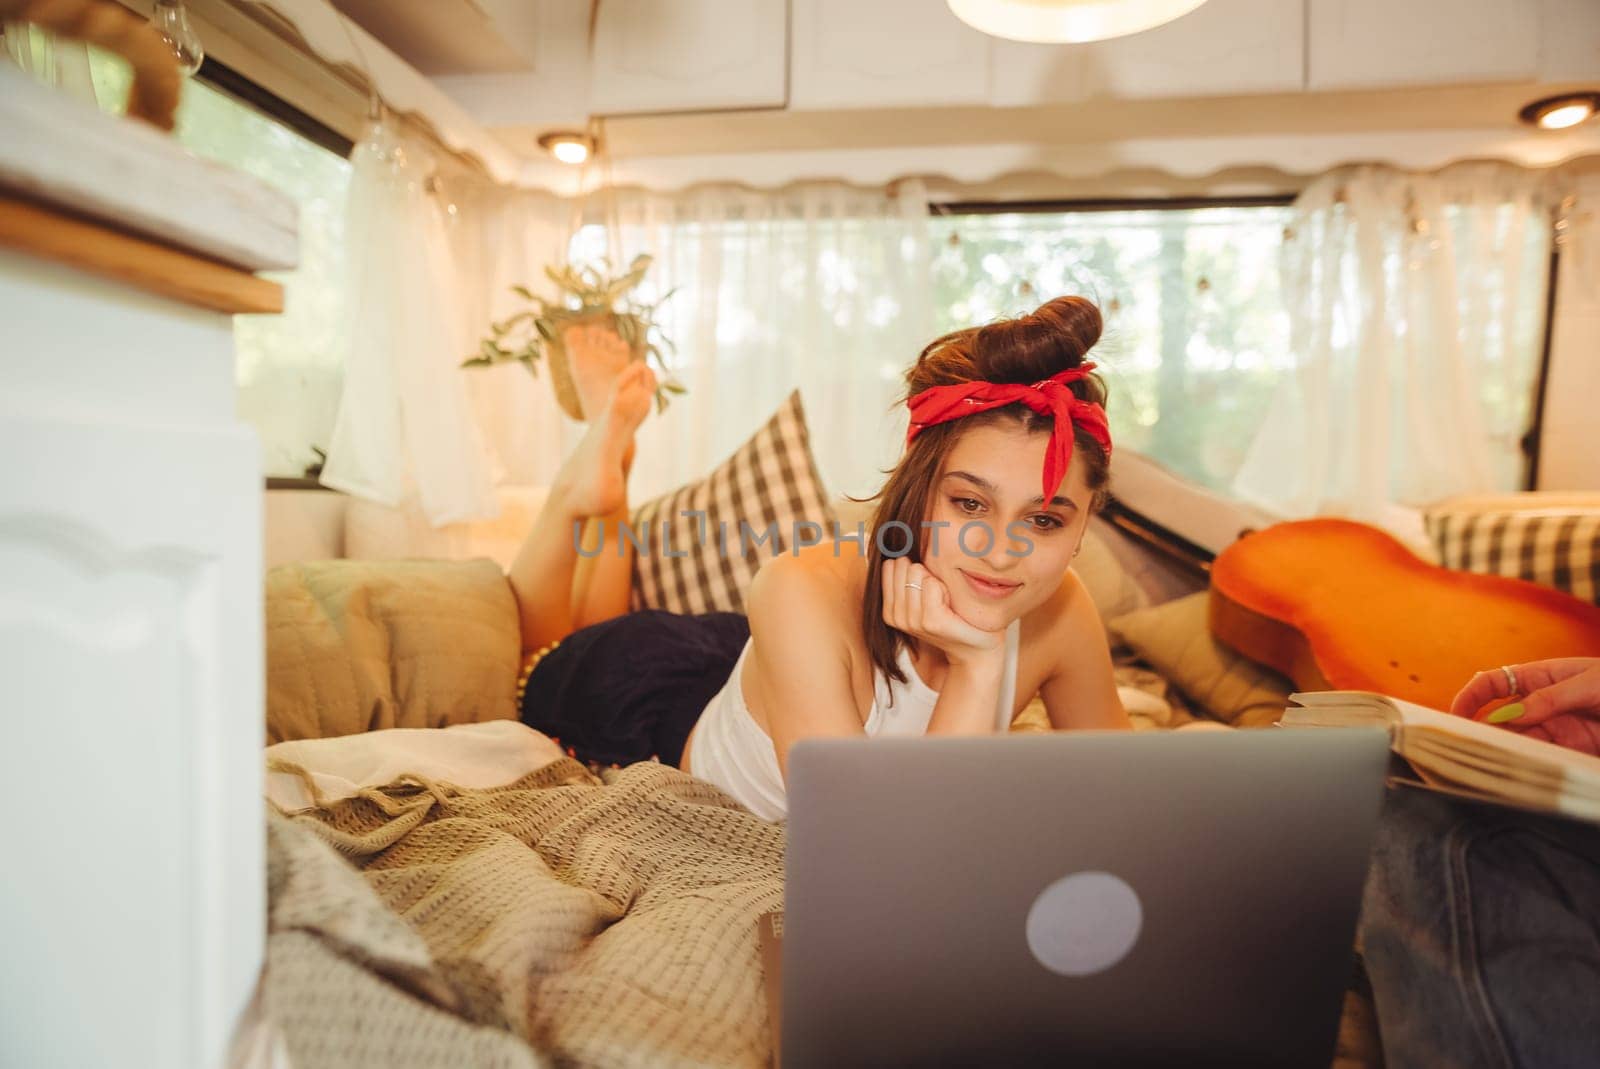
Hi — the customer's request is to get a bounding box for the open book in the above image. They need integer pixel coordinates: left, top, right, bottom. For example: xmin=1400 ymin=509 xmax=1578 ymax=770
xmin=1282 ymin=691 xmax=1600 ymax=824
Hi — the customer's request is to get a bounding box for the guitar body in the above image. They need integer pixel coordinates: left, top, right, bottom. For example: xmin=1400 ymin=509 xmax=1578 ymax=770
xmin=1209 ymin=518 xmax=1600 ymax=711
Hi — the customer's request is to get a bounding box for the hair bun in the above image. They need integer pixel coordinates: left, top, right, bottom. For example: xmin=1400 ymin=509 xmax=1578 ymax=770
xmin=972 ymin=295 xmax=1102 ymax=383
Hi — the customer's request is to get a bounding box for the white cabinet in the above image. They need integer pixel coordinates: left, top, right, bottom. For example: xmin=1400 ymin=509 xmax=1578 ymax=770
xmin=1307 ymin=0 xmax=1541 ymax=90
xmin=0 ymin=69 xmax=293 ymax=1069
xmin=988 ymin=0 xmax=1304 ymax=106
xmin=590 ymin=0 xmax=788 ymax=115
xmin=790 ymin=0 xmax=990 ymax=110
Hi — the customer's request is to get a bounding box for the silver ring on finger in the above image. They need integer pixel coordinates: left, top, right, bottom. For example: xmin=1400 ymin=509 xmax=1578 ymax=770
xmin=1499 ymin=664 xmax=1519 ymax=695
xmin=905 ymin=582 xmax=923 ymax=590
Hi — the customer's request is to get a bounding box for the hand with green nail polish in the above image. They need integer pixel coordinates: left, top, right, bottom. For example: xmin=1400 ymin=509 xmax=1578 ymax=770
xmin=1451 ymin=657 xmax=1600 ymax=757
xmin=1485 ymin=702 xmax=1525 ymax=724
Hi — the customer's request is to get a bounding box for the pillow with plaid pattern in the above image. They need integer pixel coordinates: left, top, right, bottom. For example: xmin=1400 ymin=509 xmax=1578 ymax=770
xmin=1423 ymin=495 xmax=1600 ymax=605
xmin=630 ymin=390 xmax=838 ymax=614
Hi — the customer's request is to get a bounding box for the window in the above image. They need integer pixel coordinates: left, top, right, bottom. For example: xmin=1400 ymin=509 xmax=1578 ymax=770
xmin=89 ymin=53 xmax=351 ymax=478
xmin=568 ymin=200 xmax=1298 ymax=498
xmin=930 ymin=202 xmax=1295 ymax=494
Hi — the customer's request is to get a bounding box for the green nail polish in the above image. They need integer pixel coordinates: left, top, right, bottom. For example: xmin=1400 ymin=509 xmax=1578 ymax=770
xmin=1487 ymin=703 xmax=1525 ymax=724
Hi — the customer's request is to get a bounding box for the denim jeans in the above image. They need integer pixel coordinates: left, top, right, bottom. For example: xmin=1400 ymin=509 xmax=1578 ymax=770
xmin=1359 ymin=785 xmax=1600 ymax=1069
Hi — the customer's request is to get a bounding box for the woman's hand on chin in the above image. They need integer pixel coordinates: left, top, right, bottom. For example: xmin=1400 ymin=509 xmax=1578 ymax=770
xmin=881 ymin=557 xmax=1006 ymax=671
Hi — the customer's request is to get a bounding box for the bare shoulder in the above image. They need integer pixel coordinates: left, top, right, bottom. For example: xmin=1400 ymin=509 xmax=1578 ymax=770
xmin=747 ymin=541 xmax=863 ymax=624
xmin=742 ymin=543 xmax=871 ymax=742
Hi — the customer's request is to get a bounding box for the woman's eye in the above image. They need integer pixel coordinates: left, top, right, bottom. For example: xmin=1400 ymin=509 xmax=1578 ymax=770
xmin=951 ymin=496 xmax=983 ymax=514
xmin=1030 ymin=514 xmax=1065 ymax=532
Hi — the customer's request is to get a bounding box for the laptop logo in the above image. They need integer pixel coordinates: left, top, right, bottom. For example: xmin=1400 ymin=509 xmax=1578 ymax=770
xmin=1025 ymin=871 xmax=1143 ymax=977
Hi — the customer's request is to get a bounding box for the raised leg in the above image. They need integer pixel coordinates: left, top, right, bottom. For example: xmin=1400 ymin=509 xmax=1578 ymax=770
xmin=508 ymin=362 xmax=656 ymax=652
xmin=569 ymin=442 xmax=638 ymax=630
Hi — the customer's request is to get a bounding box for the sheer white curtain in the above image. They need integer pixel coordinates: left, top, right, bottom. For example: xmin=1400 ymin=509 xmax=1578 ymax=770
xmin=320 ymin=121 xmax=501 ymax=524
xmin=566 ymin=181 xmax=934 ymax=504
xmin=1233 ymin=161 xmax=1554 ymax=527
xmin=446 ymin=181 xmax=572 ymax=488
xmin=1 ymin=21 xmax=96 ymax=103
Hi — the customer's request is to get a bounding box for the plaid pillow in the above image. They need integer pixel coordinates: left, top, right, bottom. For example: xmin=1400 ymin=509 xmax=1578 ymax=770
xmin=630 ymin=390 xmax=837 ymax=614
xmin=1423 ymin=506 xmax=1600 ymax=605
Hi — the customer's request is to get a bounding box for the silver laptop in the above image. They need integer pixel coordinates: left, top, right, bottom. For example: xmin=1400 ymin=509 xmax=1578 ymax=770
xmin=782 ymin=728 xmax=1389 ymax=1068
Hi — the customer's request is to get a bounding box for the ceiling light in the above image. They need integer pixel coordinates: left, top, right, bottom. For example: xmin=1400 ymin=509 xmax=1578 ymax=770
xmin=537 ymin=131 xmax=594 ymax=166
xmin=946 ymin=0 xmax=1210 ymax=44
xmin=1518 ymin=92 xmax=1600 ymax=131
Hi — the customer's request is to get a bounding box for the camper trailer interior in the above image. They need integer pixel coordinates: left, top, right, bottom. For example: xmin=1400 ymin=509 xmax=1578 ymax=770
xmin=3 ymin=0 xmax=1599 ymax=1066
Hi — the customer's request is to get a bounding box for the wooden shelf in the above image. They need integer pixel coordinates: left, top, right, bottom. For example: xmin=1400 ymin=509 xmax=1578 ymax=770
xmin=0 ymin=194 xmax=284 ymax=315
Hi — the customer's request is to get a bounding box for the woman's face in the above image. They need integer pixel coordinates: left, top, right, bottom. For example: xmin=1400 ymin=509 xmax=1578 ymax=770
xmin=917 ymin=420 xmax=1093 ymax=634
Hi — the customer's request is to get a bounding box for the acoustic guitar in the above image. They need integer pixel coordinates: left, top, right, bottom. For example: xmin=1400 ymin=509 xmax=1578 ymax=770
xmin=1209 ymin=518 xmax=1600 ymax=713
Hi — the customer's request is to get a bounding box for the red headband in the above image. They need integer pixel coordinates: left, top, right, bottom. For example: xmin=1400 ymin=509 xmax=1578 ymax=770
xmin=905 ymin=364 xmax=1112 ymax=502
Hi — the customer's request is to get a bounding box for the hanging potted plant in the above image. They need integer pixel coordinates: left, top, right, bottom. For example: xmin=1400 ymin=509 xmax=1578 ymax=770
xmin=462 ymin=253 xmax=684 ymax=419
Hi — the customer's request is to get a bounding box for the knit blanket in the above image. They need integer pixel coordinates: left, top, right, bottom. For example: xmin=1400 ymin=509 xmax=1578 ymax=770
xmin=265 ymin=758 xmax=785 ymax=1069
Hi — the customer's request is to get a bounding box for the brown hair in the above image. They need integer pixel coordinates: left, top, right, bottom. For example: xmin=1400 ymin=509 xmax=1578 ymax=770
xmin=858 ymin=295 xmax=1112 ymax=692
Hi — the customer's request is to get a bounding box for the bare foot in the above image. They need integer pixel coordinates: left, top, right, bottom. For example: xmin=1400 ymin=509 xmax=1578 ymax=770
xmin=565 ymin=321 xmax=634 ymax=420
xmin=553 ymin=362 xmax=657 ymax=517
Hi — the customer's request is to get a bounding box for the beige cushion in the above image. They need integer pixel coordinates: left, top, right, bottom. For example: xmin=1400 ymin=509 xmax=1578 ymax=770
xmin=265 ymin=559 xmax=522 ymax=744
xmin=1108 ymin=592 xmax=1293 ymax=727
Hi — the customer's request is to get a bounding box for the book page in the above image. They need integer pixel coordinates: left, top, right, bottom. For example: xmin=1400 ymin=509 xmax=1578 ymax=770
xmin=1287 ymin=691 xmax=1399 ymax=716
xmin=1290 ymin=690 xmax=1600 ymax=782
xmin=1281 ymin=692 xmax=1398 ymax=732
xmin=1388 ymin=697 xmax=1600 ymax=786
xmin=1283 ymin=690 xmax=1600 ymax=823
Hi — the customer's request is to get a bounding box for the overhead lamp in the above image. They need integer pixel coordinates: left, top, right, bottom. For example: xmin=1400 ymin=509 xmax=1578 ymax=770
xmin=946 ymin=0 xmax=1210 ymax=44
xmin=1518 ymin=92 xmax=1600 ymax=131
xmin=537 ymin=131 xmax=595 ymax=166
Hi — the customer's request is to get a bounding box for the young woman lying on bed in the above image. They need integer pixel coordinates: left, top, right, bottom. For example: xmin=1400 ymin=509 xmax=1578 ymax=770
xmin=506 ymin=296 xmax=1131 ymax=820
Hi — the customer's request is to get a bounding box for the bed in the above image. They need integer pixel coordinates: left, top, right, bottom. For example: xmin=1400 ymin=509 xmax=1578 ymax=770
xmin=253 ymin=459 xmax=1406 ymax=1068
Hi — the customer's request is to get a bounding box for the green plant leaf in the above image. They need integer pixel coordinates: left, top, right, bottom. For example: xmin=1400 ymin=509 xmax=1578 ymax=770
xmin=508 ymin=255 xmax=678 ymax=377
xmin=608 ymin=259 xmax=652 ymax=300
xmin=512 ymin=284 xmax=537 ymax=301
xmin=461 ymin=355 xmax=493 ymax=368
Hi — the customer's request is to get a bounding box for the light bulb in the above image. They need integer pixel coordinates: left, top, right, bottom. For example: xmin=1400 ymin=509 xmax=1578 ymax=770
xmin=551 ymin=139 xmax=589 ymax=165
xmin=1518 ymin=92 xmax=1600 ymax=131
xmin=1539 ymin=103 xmax=1592 ymax=130
xmin=537 ymin=131 xmax=594 ymax=166
xmin=151 ymin=0 xmax=204 ymax=77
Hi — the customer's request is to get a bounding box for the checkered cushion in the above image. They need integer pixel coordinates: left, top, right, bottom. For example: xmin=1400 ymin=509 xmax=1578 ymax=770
xmin=1423 ymin=506 xmax=1600 ymax=605
xmin=630 ymin=390 xmax=837 ymax=614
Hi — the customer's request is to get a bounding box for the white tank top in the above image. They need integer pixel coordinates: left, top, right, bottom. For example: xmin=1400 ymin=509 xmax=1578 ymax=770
xmin=687 ymin=619 xmax=1022 ymax=821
